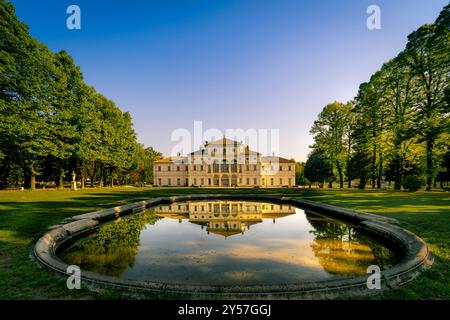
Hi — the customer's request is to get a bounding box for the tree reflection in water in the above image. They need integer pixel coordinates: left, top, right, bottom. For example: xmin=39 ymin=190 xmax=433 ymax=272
xmin=60 ymin=212 xmax=160 ymax=277
xmin=304 ymin=211 xmax=397 ymax=276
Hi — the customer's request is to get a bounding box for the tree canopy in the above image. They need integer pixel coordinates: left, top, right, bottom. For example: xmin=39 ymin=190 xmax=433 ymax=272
xmin=0 ymin=1 xmax=160 ymax=189
xmin=308 ymin=4 xmax=449 ymax=191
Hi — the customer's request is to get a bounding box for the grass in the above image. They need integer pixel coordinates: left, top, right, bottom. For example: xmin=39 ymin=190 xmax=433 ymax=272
xmin=0 ymin=187 xmax=448 ymax=299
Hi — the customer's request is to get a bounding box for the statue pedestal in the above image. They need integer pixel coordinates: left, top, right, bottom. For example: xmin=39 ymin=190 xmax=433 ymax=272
xmin=71 ymin=181 xmax=77 ymax=191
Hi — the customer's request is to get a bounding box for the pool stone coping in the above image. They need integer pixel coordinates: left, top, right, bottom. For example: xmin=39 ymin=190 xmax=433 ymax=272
xmin=34 ymin=194 xmax=433 ymax=299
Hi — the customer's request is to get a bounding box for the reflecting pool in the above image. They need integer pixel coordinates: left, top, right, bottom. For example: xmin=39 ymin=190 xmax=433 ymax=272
xmin=59 ymin=200 xmax=400 ymax=285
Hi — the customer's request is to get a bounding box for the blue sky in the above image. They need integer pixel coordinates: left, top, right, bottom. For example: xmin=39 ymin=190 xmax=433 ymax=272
xmin=10 ymin=0 xmax=448 ymax=161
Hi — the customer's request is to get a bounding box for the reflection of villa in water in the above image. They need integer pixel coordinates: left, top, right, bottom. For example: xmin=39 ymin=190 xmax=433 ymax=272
xmin=155 ymin=201 xmax=296 ymax=237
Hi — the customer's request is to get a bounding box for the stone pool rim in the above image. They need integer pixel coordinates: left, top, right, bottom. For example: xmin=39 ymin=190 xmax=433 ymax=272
xmin=33 ymin=194 xmax=433 ymax=299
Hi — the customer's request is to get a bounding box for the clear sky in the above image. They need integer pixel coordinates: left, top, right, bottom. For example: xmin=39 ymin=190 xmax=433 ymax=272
xmin=9 ymin=0 xmax=448 ymax=161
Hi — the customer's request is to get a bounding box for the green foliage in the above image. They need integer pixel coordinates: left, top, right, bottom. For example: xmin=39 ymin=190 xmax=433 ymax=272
xmin=310 ymin=101 xmax=353 ymax=188
xmin=295 ymin=162 xmax=309 ymax=186
xmin=402 ymin=175 xmax=425 ymax=192
xmin=128 ymin=144 xmax=163 ymax=184
xmin=61 ymin=211 xmax=160 ymax=276
xmin=307 ymin=4 xmax=449 ymax=191
xmin=304 ymin=149 xmax=333 ymax=186
xmin=0 ymin=1 xmax=161 ymax=189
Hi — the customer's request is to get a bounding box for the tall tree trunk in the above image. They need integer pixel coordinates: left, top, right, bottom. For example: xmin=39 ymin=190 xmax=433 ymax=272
xmin=99 ymin=163 xmax=104 ymax=187
xmin=426 ymin=139 xmax=434 ymax=191
xmin=81 ymin=160 xmax=86 ymax=189
xmin=347 ymin=137 xmax=352 ymax=189
xmin=377 ymin=152 xmax=383 ymax=189
xmin=58 ymin=165 xmax=65 ymax=189
xmin=30 ymin=170 xmax=35 ymax=190
xmin=90 ymin=174 xmax=95 ymax=187
xmin=0 ymin=157 xmax=10 ymax=189
xmin=336 ymin=160 xmax=343 ymax=188
xmin=371 ymin=145 xmax=377 ymax=189
xmin=25 ymin=162 xmax=36 ymax=190
xmin=393 ymin=154 xmax=402 ymax=190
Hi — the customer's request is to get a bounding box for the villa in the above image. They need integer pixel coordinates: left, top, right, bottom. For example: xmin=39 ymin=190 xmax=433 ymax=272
xmin=154 ymin=201 xmax=296 ymax=237
xmin=153 ymin=138 xmax=296 ymax=187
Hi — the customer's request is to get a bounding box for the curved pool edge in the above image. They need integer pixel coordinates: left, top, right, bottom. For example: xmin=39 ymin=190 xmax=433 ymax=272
xmin=33 ymin=194 xmax=434 ymax=299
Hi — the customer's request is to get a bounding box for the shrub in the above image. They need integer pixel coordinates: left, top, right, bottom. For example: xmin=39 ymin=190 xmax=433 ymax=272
xmin=402 ymin=175 xmax=424 ymax=192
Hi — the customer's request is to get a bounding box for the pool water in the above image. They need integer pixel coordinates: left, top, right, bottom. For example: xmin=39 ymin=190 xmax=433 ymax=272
xmin=60 ymin=200 xmax=399 ymax=286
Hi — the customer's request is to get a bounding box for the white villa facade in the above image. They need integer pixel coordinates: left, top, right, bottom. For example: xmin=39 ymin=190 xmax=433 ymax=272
xmin=154 ymin=138 xmax=296 ymax=188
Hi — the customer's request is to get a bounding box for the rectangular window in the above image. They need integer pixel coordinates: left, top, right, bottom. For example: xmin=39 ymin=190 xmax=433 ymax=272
xmin=194 ymin=178 xmax=197 ymax=185
xmin=271 ymin=178 xmax=274 ymax=185
xmin=167 ymin=166 xmax=171 ymax=172
xmin=177 ymin=178 xmax=180 ymax=185
xmin=177 ymin=166 xmax=180 ymax=171
xmin=254 ymin=177 xmax=257 ymax=185
xmin=201 ymin=178 xmax=204 ymax=185
xmin=280 ymin=178 xmax=283 ymax=185
xmin=168 ymin=178 xmax=171 ymax=185
xmin=194 ymin=165 xmax=196 ymax=171
xmin=158 ymin=178 xmax=161 ymax=185
xmin=288 ymin=165 xmax=292 ymax=171
xmin=253 ymin=165 xmax=257 ymax=171
xmin=158 ymin=166 xmax=161 ymax=171
xmin=246 ymin=178 xmax=250 ymax=185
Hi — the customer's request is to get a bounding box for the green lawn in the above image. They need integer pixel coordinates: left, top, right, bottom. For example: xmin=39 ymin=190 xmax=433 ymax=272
xmin=0 ymin=187 xmax=448 ymax=299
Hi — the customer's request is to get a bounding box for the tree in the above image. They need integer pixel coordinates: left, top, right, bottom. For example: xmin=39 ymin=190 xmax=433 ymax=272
xmin=0 ymin=1 xmax=160 ymax=189
xmin=295 ymin=162 xmax=309 ymax=186
xmin=404 ymin=5 xmax=450 ymax=190
xmin=304 ymin=149 xmax=333 ymax=188
xmin=128 ymin=144 xmax=162 ymax=185
xmin=310 ymin=101 xmax=352 ymax=188
xmin=353 ymin=73 xmax=390 ymax=189
xmin=378 ymin=53 xmax=417 ymax=190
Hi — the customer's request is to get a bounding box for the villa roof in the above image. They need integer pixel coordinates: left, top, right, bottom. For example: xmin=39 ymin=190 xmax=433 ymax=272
xmin=189 ymin=138 xmax=261 ymax=156
xmin=261 ymin=156 xmax=295 ymax=163
xmin=207 ymin=229 xmax=243 ymax=237
xmin=155 ymin=139 xmax=295 ymax=162
xmin=206 ymin=138 xmax=242 ymax=146
xmin=154 ymin=157 xmax=173 ymax=163
xmin=262 ymin=212 xmax=295 ymax=219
